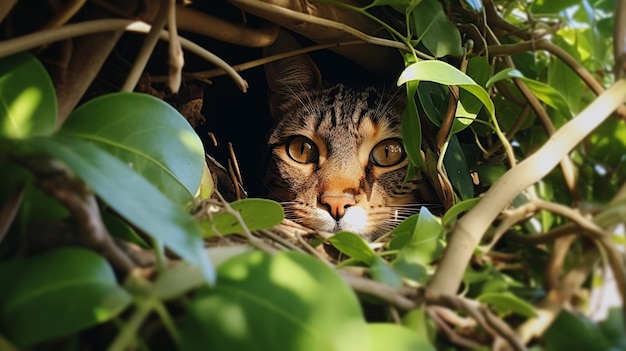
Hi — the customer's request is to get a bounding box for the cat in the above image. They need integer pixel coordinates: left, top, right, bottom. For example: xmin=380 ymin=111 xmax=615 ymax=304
xmin=262 ymin=31 xmax=439 ymax=240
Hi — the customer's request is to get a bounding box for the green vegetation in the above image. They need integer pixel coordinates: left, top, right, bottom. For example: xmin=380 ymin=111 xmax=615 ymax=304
xmin=1 ymin=1 xmax=625 ymax=350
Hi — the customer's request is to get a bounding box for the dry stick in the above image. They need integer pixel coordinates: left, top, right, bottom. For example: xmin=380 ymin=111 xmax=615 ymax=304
xmin=488 ymin=39 xmax=604 ymax=97
xmin=40 ymin=0 xmax=86 ymax=29
xmin=126 ymin=22 xmax=248 ymax=92
xmin=174 ymin=4 xmax=279 ymax=48
xmin=121 ymin=0 xmax=169 ymax=92
xmin=516 ymin=245 xmax=599 ymax=343
xmin=490 ymin=39 xmax=626 ymax=139
xmin=231 ymin=0 xmax=418 ymax=54
xmin=166 ymin=0 xmax=183 ymax=93
xmin=342 ymin=270 xmax=526 ymax=350
xmin=178 ymin=40 xmax=365 ymax=82
xmin=488 ymin=26 xmax=578 ymax=198
xmin=427 ymin=308 xmax=484 ymax=350
xmin=26 ymin=160 xmax=136 ymax=273
xmin=213 ymin=190 xmax=276 ymax=253
xmin=227 ymin=142 xmax=244 ymax=190
xmin=544 ymin=234 xmax=577 ymax=292
xmin=423 ymin=290 xmax=526 ymax=351
xmin=481 ymin=202 xmax=536 ymax=253
xmin=0 ymin=0 xmax=17 ymax=23
xmin=257 ymin=229 xmax=304 ymax=253
xmin=533 ymin=199 xmax=626 ymax=312
xmin=0 ymin=182 xmax=25 ymax=245
xmin=428 ymin=79 xmax=626 ymax=296
xmin=0 ymin=19 xmax=134 ymax=58
xmin=484 ymin=104 xmax=532 ymax=157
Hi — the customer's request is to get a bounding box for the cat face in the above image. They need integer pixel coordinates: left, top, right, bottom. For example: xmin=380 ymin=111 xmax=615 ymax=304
xmin=265 ymin=83 xmax=430 ymax=239
xmin=262 ymin=31 xmax=436 ymax=240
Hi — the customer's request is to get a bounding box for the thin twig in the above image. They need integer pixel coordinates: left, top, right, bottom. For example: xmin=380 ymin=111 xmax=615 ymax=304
xmin=230 ymin=0 xmax=416 ymax=54
xmin=166 ymin=0 xmax=183 ymax=93
xmin=16 ymin=156 xmax=136 ymax=273
xmin=121 ymin=0 xmax=169 ymax=92
xmin=0 ymin=0 xmax=17 ymax=24
xmin=429 ymin=79 xmax=626 ymax=295
xmin=213 ymin=190 xmax=276 ymax=253
xmin=487 ymin=27 xmax=578 ymax=199
xmin=126 ymin=22 xmax=248 ymax=92
xmin=516 ymin=245 xmax=599 ymax=343
xmin=40 ymin=0 xmax=86 ymax=29
xmin=0 ymin=19 xmax=135 ymax=58
xmin=159 ymin=40 xmax=365 ymax=82
xmin=0 ymin=182 xmax=26 ymax=245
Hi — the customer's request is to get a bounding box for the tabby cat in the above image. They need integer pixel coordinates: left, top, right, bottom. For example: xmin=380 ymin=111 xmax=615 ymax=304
xmin=263 ymin=31 xmax=438 ymax=240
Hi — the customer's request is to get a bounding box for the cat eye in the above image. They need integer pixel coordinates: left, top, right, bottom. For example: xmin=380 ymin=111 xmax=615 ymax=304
xmin=286 ymin=136 xmax=319 ymax=164
xmin=370 ymin=138 xmax=405 ymax=167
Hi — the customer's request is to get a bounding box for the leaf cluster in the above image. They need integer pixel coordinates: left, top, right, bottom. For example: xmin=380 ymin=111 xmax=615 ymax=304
xmin=0 ymin=0 xmax=625 ymax=350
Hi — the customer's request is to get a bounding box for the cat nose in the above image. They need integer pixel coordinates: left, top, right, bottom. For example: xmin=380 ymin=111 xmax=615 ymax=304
xmin=320 ymin=194 xmax=356 ymax=220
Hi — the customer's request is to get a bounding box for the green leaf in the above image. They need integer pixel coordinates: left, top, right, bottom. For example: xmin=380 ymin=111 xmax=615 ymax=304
xmin=390 ymin=207 xmax=445 ymax=283
xmin=402 ymin=80 xmax=423 ymax=169
xmin=60 ymin=93 xmax=205 ymax=204
xmin=452 ymin=56 xmax=492 ymax=133
xmin=476 ymin=292 xmax=537 ymax=318
xmin=409 ymin=0 xmax=463 ymax=57
xmin=487 ymin=68 xmax=573 ymax=120
xmin=200 ymin=198 xmax=284 ymax=237
xmin=416 ymin=81 xmax=448 ymax=127
xmin=549 ymin=36 xmax=586 ymax=114
xmin=389 ymin=207 xmax=444 ymax=263
xmin=442 ymin=136 xmax=474 ymax=200
xmin=0 ymin=247 xmax=132 ymax=347
xmin=328 ymin=231 xmax=377 ymax=263
xmin=0 ymin=52 xmax=56 ymax=139
xmin=402 ymin=307 xmax=436 ymax=343
xmin=472 ymin=163 xmax=507 ymax=187
xmin=152 ymin=261 xmax=207 ymax=300
xmin=398 ymin=60 xmax=495 ymax=131
xmin=442 ymin=197 xmax=480 ymax=227
xmin=180 ymin=250 xmax=369 ymax=351
xmin=368 ymin=323 xmax=437 ymax=351
xmin=598 ymin=308 xmax=626 ymax=350
xmin=369 ymin=256 xmax=403 ymax=289
xmin=329 ymin=232 xmax=402 ymax=288
xmin=15 ymin=136 xmax=215 ymax=284
xmin=102 ymin=211 xmax=150 ymax=249
xmin=544 ymin=310 xmax=612 ymax=351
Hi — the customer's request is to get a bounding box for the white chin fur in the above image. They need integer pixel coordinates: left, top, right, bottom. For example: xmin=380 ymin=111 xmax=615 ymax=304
xmin=306 ymin=207 xmax=369 ymax=234
xmin=338 ymin=207 xmax=368 ymax=233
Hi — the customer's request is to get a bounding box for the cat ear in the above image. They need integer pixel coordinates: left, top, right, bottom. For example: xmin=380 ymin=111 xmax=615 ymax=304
xmin=264 ymin=30 xmax=322 ymax=117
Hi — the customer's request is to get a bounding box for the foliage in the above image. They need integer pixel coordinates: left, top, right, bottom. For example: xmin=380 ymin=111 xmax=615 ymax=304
xmin=0 ymin=0 xmax=625 ymax=350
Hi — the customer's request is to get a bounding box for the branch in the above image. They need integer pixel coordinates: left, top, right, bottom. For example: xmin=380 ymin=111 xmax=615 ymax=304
xmin=121 ymin=0 xmax=169 ymax=92
xmin=0 ymin=0 xmax=17 ymax=24
xmin=516 ymin=245 xmax=599 ymax=343
xmin=429 ymin=79 xmax=626 ymax=295
xmin=0 ymin=182 xmax=25 ymax=245
xmin=16 ymin=155 xmax=136 ymax=273
xmin=0 ymin=19 xmax=134 ymax=58
xmin=0 ymin=19 xmax=248 ymax=93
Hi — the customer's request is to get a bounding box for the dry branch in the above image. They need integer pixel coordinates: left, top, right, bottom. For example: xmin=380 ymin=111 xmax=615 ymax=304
xmin=429 ymin=79 xmax=626 ymax=295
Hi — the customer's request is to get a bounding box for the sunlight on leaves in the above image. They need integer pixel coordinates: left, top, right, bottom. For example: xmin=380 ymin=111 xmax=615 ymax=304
xmin=200 ymin=198 xmax=284 ymax=237
xmin=0 ymin=52 xmax=56 ymax=139
xmin=181 ymin=251 xmax=369 ymax=351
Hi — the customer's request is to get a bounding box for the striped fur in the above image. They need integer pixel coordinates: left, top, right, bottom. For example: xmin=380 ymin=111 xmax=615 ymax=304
xmin=263 ymin=32 xmax=438 ymax=240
